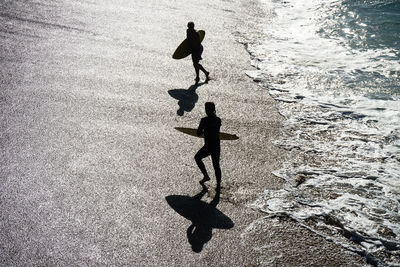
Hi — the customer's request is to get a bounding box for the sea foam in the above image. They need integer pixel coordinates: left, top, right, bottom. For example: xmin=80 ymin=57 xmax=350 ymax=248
xmin=241 ymin=0 xmax=400 ymax=265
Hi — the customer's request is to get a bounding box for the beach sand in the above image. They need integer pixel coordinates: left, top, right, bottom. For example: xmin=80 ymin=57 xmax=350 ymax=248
xmin=1 ymin=0 xmax=367 ymax=265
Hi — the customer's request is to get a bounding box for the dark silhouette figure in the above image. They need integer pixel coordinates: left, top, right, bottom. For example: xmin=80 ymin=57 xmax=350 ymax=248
xmin=195 ymin=102 xmax=221 ymax=199
xmin=187 ymin=21 xmax=209 ymax=85
xmin=165 ymin=185 xmax=234 ymax=252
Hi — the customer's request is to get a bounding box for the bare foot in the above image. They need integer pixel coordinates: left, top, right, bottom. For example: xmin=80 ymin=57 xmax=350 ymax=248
xmin=205 ymin=72 xmax=210 ymax=83
xmin=199 ymin=176 xmax=210 ymax=184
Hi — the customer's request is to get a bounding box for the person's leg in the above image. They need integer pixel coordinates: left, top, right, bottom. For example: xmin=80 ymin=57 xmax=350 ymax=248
xmin=197 ymin=46 xmax=209 ymax=81
xmin=194 ymin=146 xmax=211 ymax=182
xmin=211 ymin=148 xmax=221 ymax=189
xmin=198 ymin=64 xmax=209 ymax=81
xmin=209 ymin=148 xmax=221 ymax=206
xmin=193 ymin=61 xmax=200 ymax=84
xmin=192 ymin=50 xmax=201 ymax=84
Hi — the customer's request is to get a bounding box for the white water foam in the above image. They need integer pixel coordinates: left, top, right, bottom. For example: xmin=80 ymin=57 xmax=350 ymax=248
xmin=242 ymin=0 xmax=400 ymax=265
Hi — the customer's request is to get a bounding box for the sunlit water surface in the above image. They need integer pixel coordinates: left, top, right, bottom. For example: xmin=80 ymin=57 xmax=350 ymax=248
xmin=244 ymin=0 xmax=400 ymax=265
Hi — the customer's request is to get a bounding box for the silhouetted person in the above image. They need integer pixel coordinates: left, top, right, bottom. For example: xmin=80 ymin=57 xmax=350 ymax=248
xmin=186 ymin=21 xmax=209 ymax=85
xmin=195 ymin=102 xmax=221 ymax=195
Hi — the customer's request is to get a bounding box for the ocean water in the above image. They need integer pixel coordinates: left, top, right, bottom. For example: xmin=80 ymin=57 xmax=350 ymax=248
xmin=243 ymin=0 xmax=400 ymax=265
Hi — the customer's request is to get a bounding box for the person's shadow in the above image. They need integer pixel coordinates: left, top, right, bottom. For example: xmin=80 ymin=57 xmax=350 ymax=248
xmin=168 ymin=82 xmax=206 ymax=116
xmin=165 ymin=185 xmax=233 ymax=252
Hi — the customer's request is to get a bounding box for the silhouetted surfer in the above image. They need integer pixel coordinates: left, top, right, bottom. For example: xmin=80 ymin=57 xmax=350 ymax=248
xmin=195 ymin=102 xmax=221 ymax=195
xmin=187 ymin=21 xmax=209 ymax=84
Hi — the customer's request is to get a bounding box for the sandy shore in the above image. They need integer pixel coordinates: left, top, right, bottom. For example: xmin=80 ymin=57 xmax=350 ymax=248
xmin=1 ymin=0 xmax=367 ymax=265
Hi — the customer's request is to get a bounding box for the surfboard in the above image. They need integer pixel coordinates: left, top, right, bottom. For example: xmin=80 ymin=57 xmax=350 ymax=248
xmin=172 ymin=30 xmax=205 ymax=59
xmin=175 ymin=127 xmax=239 ymax=141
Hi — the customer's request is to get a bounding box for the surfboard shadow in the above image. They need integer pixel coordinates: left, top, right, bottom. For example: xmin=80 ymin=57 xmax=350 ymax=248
xmin=165 ymin=186 xmax=234 ymax=253
xmin=168 ymin=83 xmax=206 ymax=116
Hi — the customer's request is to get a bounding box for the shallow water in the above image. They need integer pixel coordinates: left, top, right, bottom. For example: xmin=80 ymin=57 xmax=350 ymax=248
xmin=242 ymin=0 xmax=400 ymax=265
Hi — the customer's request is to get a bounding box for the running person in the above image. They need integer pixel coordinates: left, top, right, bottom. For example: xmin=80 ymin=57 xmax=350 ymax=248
xmin=194 ymin=102 xmax=221 ymax=192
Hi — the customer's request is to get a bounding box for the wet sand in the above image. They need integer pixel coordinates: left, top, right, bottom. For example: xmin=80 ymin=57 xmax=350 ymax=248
xmin=1 ymin=0 xmax=367 ymax=265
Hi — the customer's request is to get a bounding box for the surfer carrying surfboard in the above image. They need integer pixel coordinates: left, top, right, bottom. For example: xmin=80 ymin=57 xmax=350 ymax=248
xmin=186 ymin=22 xmax=210 ymax=84
xmin=195 ymin=102 xmax=221 ymax=193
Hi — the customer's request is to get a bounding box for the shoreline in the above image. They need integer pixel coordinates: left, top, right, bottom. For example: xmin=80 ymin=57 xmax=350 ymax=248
xmin=223 ymin=0 xmax=370 ymax=265
xmin=236 ymin=0 xmax=400 ymax=265
xmin=0 ymin=0 xmax=367 ymax=265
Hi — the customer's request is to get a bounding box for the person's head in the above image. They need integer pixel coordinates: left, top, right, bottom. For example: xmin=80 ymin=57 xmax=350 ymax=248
xmin=187 ymin=21 xmax=194 ymax=29
xmin=205 ymin=102 xmax=216 ymax=117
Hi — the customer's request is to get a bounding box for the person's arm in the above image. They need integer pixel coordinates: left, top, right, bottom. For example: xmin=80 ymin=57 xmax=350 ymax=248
xmin=214 ymin=117 xmax=221 ymax=134
xmin=197 ymin=118 xmax=205 ymax=137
